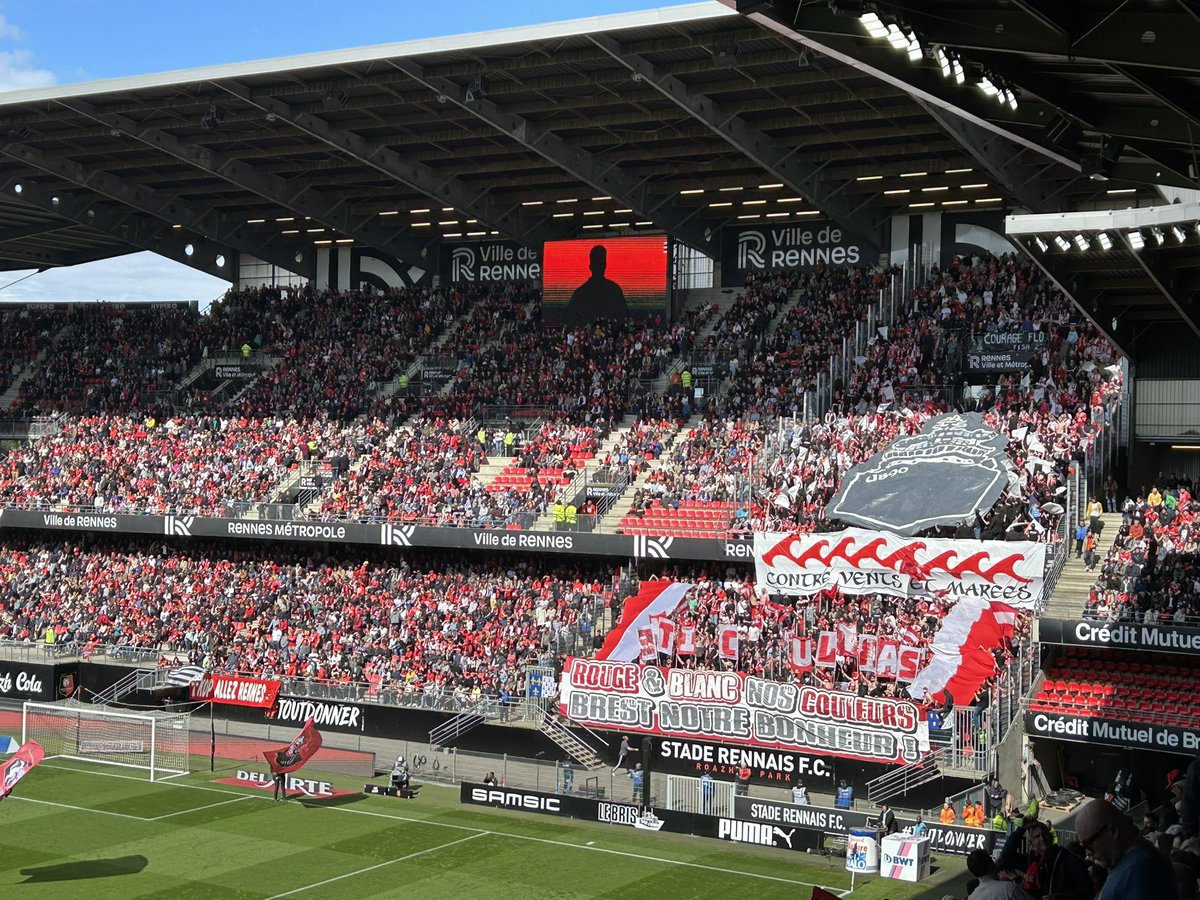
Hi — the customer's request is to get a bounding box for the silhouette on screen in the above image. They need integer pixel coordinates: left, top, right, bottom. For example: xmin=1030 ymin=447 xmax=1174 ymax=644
xmin=562 ymin=244 xmax=628 ymax=325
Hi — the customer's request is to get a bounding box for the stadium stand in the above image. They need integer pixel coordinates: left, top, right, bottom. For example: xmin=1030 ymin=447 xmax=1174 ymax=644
xmin=1030 ymin=648 xmax=1200 ymax=727
xmin=1084 ymin=478 xmax=1199 ymax=624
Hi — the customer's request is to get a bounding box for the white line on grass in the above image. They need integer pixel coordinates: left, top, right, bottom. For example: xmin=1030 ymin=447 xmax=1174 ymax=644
xmin=35 ymin=763 xmax=851 ymax=896
xmin=12 ymin=795 xmax=148 ymax=821
xmin=263 ymin=832 xmax=487 ymax=899
xmin=149 ymin=795 xmax=252 ymax=820
xmin=319 ymin=804 xmax=850 ymax=895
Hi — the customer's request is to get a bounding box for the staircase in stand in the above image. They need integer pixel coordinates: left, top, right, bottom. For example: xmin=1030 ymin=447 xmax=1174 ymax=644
xmin=1042 ymin=511 xmax=1123 ymax=619
xmin=527 ymin=415 xmax=636 ymax=531
xmin=91 ymin=668 xmax=157 ymax=705
xmin=429 ymin=704 xmax=489 ymax=749
xmin=539 ymin=716 xmax=604 ymax=768
xmin=598 ymin=422 xmax=695 ymax=532
xmin=865 ymin=748 xmax=947 ymax=805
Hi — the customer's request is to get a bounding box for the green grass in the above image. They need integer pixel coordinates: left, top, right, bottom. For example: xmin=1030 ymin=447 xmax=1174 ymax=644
xmin=0 ymin=757 xmax=968 ymax=898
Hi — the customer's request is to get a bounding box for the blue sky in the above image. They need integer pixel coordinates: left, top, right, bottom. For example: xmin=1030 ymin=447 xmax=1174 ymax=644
xmin=0 ymin=0 xmax=696 ymax=303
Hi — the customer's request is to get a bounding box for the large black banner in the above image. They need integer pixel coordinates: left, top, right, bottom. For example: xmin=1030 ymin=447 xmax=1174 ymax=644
xmin=0 ymin=508 xmax=749 ymax=563
xmin=720 ymin=222 xmax=864 ymax=287
xmin=966 ymin=332 xmax=1048 ymax=373
xmin=826 ymin=412 xmax=1013 ymax=535
xmin=1039 ymin=618 xmax=1200 ymax=656
xmin=1025 ymin=711 xmax=1200 ymax=756
xmin=440 ymin=241 xmax=542 ymax=284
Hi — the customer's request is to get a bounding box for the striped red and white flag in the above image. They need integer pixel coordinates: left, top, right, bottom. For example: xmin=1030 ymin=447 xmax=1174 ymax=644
xmin=906 ymin=599 xmax=1018 ymax=705
xmin=596 ymin=581 xmax=692 ymax=662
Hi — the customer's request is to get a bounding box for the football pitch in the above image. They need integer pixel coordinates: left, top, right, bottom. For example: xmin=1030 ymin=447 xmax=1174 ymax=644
xmin=0 ymin=758 xmax=968 ymax=898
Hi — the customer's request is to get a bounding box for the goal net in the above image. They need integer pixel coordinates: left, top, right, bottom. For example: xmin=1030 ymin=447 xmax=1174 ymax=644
xmin=22 ymin=699 xmax=191 ymax=781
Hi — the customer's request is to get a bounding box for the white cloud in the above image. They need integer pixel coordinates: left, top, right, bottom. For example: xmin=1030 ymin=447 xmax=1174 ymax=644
xmin=0 ymin=251 xmax=231 ymax=309
xmin=0 ymin=12 xmax=22 ymax=41
xmin=0 ymin=48 xmax=51 ymax=93
xmin=0 ymin=48 xmax=53 ymax=92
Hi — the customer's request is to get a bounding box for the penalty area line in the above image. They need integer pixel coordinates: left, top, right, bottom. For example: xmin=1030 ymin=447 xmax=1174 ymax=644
xmin=263 ymin=832 xmax=488 ymax=899
xmin=149 ymin=795 xmax=253 ymax=820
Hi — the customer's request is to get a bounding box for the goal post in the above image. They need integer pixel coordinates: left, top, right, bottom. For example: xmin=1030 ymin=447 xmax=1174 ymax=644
xmin=22 ymin=700 xmax=191 ymax=782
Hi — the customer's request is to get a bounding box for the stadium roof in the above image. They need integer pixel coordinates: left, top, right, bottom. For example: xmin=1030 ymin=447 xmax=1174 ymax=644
xmin=0 ymin=0 xmax=1192 ymax=352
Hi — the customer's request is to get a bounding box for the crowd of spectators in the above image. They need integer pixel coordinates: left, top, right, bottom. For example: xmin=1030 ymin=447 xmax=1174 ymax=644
xmin=0 ymin=529 xmax=1030 ymax=710
xmin=224 ymin=284 xmax=477 ymax=421
xmin=0 ymin=305 xmax=63 ymax=403
xmin=619 ymin=253 xmax=1123 ymax=541
xmin=1084 ymin=477 xmax=1200 ymax=624
xmin=718 ymin=264 xmax=898 ymax=421
xmin=0 ymin=414 xmax=367 ymax=516
xmin=0 ymin=539 xmax=615 ymax=701
xmin=0 ymin=257 xmax=1125 ymax=545
xmin=4 ymin=283 xmax=501 ymax=421
xmin=429 ymin=314 xmax=700 ymax=426
xmin=310 ymin=418 xmax=606 ymax=527
xmin=0 ymin=262 xmax=1092 ymax=725
xmin=14 ymin=302 xmax=208 ymax=415
xmin=593 ymin=418 xmax=680 ymax=485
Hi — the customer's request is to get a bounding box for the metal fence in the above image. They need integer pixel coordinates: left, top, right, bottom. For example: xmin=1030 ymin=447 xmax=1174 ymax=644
xmin=665 ymin=773 xmax=737 ymax=817
xmin=0 ymin=639 xmax=160 ymax=665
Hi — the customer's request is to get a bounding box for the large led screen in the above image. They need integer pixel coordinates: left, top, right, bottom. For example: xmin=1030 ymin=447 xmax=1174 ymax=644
xmin=542 ymin=235 xmax=668 ymax=325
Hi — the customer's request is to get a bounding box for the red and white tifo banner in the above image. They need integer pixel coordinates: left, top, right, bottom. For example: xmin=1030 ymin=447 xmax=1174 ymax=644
xmin=906 ymin=598 xmax=1018 ymax=705
xmin=190 ymin=674 xmax=283 ymax=709
xmin=0 ymin=740 xmax=45 ymax=800
xmin=754 ymin=528 xmax=1046 ymax=608
xmin=264 ymin=717 xmax=323 ymax=775
xmin=789 ymin=634 xmax=924 ymax=681
xmin=597 ymin=581 xmax=692 ymax=662
xmin=560 ymin=658 xmax=929 ymax=766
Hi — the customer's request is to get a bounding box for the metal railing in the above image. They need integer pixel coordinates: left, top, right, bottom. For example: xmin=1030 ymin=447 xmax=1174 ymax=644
xmin=865 ymin=748 xmax=948 ymax=804
xmin=429 ymin=704 xmax=489 ymax=747
xmin=665 ymin=773 xmax=735 ymax=816
xmin=0 ymin=639 xmax=161 ymax=665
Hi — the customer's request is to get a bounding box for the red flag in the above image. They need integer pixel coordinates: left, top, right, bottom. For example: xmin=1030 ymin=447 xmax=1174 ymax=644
xmin=717 ymin=624 xmax=740 ymax=660
xmin=637 ymin=627 xmax=658 ymax=663
xmin=815 ymin=631 xmax=838 ymax=668
xmin=264 ymin=718 xmax=323 ymax=775
xmin=836 ymin=623 xmax=858 ymax=656
xmin=0 ymin=740 xmax=45 ymax=800
xmin=597 ymin=581 xmax=692 ymax=661
xmin=650 ymin=615 xmax=676 ymax=655
xmin=677 ymin=623 xmax=696 ymax=656
xmin=857 ymin=635 xmax=879 ymax=671
xmin=875 ymin=639 xmax=900 ymax=679
xmin=789 ymin=636 xmax=814 ymax=674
